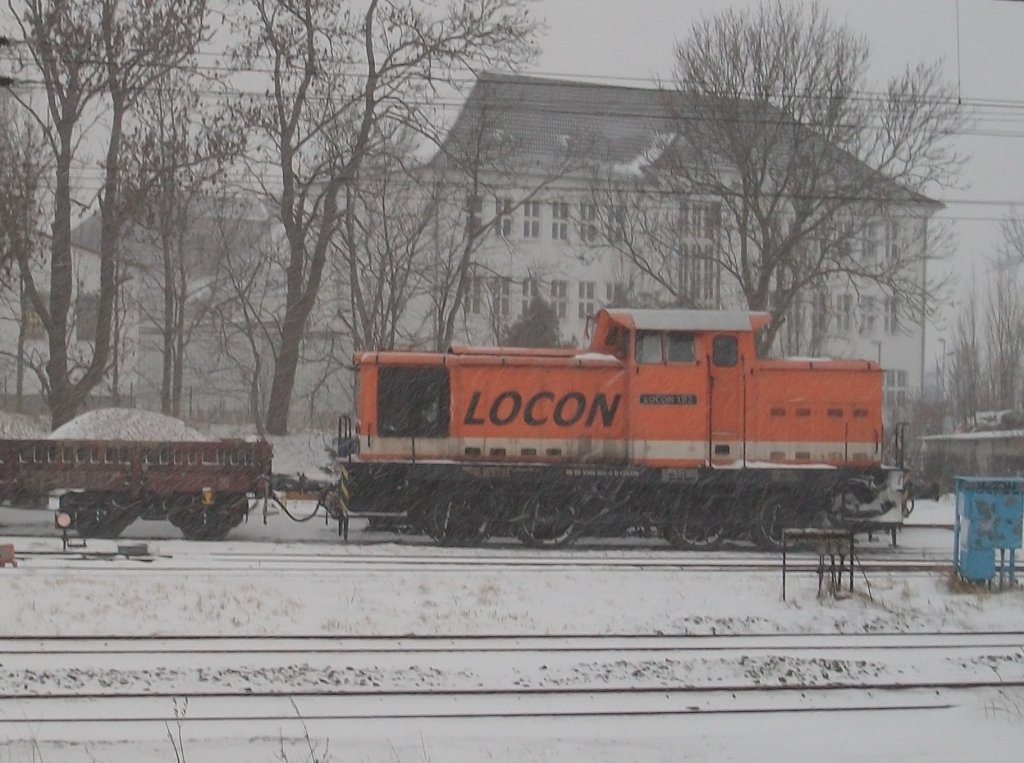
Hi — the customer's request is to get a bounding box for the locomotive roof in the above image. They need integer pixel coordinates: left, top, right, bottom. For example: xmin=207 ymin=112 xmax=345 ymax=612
xmin=602 ymin=308 xmax=771 ymax=333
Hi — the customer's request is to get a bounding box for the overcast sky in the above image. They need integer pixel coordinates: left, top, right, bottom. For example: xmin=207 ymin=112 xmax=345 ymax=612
xmin=524 ymin=0 xmax=1024 ymax=338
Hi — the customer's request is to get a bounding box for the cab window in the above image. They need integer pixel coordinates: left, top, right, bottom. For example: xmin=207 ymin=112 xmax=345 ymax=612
xmin=605 ymin=325 xmax=629 ymax=359
xmin=666 ymin=332 xmax=695 ymax=363
xmin=378 ymin=366 xmax=450 ymax=437
xmin=636 ymin=331 xmax=662 ymax=364
xmin=712 ymin=335 xmax=738 ymax=367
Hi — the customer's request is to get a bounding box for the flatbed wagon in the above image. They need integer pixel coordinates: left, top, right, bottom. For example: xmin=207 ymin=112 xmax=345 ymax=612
xmin=0 ymin=437 xmax=272 ymax=541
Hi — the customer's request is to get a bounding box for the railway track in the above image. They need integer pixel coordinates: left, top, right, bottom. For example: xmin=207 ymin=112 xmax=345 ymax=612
xmin=7 ymin=545 xmax=953 ymax=576
xmin=1 ymin=632 xmax=1020 ymax=702
xmin=0 ymin=687 xmax=962 ymax=752
xmin=2 ymin=630 xmax=1020 ymax=653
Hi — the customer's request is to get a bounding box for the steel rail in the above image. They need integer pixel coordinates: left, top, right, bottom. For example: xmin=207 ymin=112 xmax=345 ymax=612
xmin=0 ymin=676 xmax=1020 ymax=703
xmin=0 ymin=631 xmax=1021 ymax=656
xmin=2 ymin=629 xmax=1020 ymax=643
xmin=0 ymin=701 xmax=955 ymax=725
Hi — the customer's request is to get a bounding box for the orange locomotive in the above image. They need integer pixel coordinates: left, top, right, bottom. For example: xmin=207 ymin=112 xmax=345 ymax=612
xmin=343 ymin=308 xmax=908 ymax=548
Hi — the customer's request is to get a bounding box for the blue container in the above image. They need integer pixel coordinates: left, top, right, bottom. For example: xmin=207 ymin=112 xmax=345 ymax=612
xmin=954 ymin=477 xmax=1024 ymax=584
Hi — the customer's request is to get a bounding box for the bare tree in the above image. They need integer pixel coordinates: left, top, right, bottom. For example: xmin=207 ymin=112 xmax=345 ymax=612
xmin=212 ymin=237 xmax=277 ymax=433
xmin=121 ymin=76 xmax=244 ymax=417
xmin=334 ymin=131 xmax=438 ymax=352
xmin=8 ymin=0 xmax=210 ymax=427
xmin=997 ymin=213 xmax=1024 ymax=265
xmin=591 ymin=0 xmax=963 ymax=354
xmin=0 ymin=102 xmax=51 ymax=410
xmin=982 ymin=269 xmax=1024 ymax=412
xmin=232 ymin=0 xmax=538 ymax=434
xmin=948 ymin=283 xmax=982 ymax=426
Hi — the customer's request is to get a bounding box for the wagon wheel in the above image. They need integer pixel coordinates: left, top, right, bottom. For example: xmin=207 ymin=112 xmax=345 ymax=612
xmin=170 ymin=495 xmax=248 ymax=541
xmin=224 ymin=495 xmax=251 ymax=528
xmin=664 ymin=494 xmax=725 ymax=551
xmin=74 ymin=498 xmax=138 ymax=539
xmin=423 ymin=494 xmax=489 ymax=547
xmin=174 ymin=508 xmax=232 ymax=541
xmin=754 ymin=492 xmax=792 ymax=551
xmin=514 ymin=493 xmax=579 ymax=548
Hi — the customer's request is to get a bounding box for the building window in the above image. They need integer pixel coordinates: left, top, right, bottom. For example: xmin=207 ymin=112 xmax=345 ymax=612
xmin=604 ymin=282 xmax=630 ymax=307
xmin=467 ymin=275 xmax=483 ymax=315
xmin=886 ymin=220 xmax=901 ymax=260
xmin=579 ymin=203 xmax=598 ymax=244
xmin=698 ymin=201 xmax=721 ymax=239
xmin=578 ymin=281 xmax=595 ymax=319
xmin=862 ymin=222 xmax=879 ymax=261
xmin=885 ymin=369 xmax=908 ymax=407
xmin=522 ymin=277 xmax=539 ymax=314
xmin=550 ymin=279 xmax=568 ymax=319
xmin=467 ymin=195 xmax=483 ymax=237
xmin=836 ymin=293 xmax=853 ymax=333
xmin=680 ymin=200 xmax=722 ymax=240
xmin=884 ymin=296 xmax=899 ymax=335
xmin=679 ymin=201 xmax=692 ymax=237
xmin=495 ymin=197 xmax=513 ymax=238
xmin=606 ymin=204 xmax=625 ymax=242
xmin=75 ymin=293 xmax=99 ymax=344
xmin=678 ymin=242 xmax=718 ymax=305
xmin=551 ymin=201 xmax=569 ymax=241
xmin=811 ymin=289 xmax=830 ymax=336
xmin=858 ymin=295 xmax=876 ymax=334
xmin=522 ymin=201 xmax=541 ymax=238
xmin=490 ymin=277 xmax=510 ymax=317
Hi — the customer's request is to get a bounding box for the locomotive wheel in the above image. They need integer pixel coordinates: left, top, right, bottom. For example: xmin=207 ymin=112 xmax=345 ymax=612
xmin=754 ymin=493 xmax=792 ymax=551
xmin=514 ymin=494 xmax=579 ymax=548
xmin=424 ymin=495 xmax=488 ymax=546
xmin=664 ymin=493 xmax=725 ymax=551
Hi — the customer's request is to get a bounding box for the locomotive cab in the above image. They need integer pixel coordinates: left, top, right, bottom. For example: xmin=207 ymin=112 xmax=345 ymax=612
xmin=589 ymin=308 xmax=770 ymax=467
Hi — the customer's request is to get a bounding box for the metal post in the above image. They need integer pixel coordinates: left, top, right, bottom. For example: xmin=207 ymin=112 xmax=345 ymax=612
xmin=782 ymin=533 xmax=787 ymax=601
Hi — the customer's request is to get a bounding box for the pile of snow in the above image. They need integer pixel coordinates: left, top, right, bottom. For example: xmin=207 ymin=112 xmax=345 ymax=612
xmin=0 ymin=411 xmax=47 ymax=439
xmin=264 ymin=431 xmax=333 ymax=479
xmin=48 ymin=408 xmax=213 ymax=442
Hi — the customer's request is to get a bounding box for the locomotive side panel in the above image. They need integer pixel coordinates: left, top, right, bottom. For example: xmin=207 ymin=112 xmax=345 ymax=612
xmin=746 ymin=361 xmax=883 ymax=466
xmin=448 ymin=357 xmax=629 ymax=463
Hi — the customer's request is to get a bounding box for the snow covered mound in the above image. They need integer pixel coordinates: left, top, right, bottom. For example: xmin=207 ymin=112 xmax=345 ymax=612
xmin=0 ymin=411 xmax=48 ymax=439
xmin=48 ymin=408 xmax=213 ymax=442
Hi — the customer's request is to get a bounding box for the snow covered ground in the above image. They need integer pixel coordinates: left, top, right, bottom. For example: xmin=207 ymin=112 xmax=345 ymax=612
xmin=0 ymin=493 xmax=1022 ymax=761
xmin=0 ymin=413 xmax=1021 ymax=761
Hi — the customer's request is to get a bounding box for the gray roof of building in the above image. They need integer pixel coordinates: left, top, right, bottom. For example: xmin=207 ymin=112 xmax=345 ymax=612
xmin=431 ymin=72 xmax=939 ymax=208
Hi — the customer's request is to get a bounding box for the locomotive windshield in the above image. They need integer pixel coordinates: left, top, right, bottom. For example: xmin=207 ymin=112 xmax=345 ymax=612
xmin=636 ymin=330 xmax=696 ymax=364
xmin=377 ymin=366 xmax=450 ymax=438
